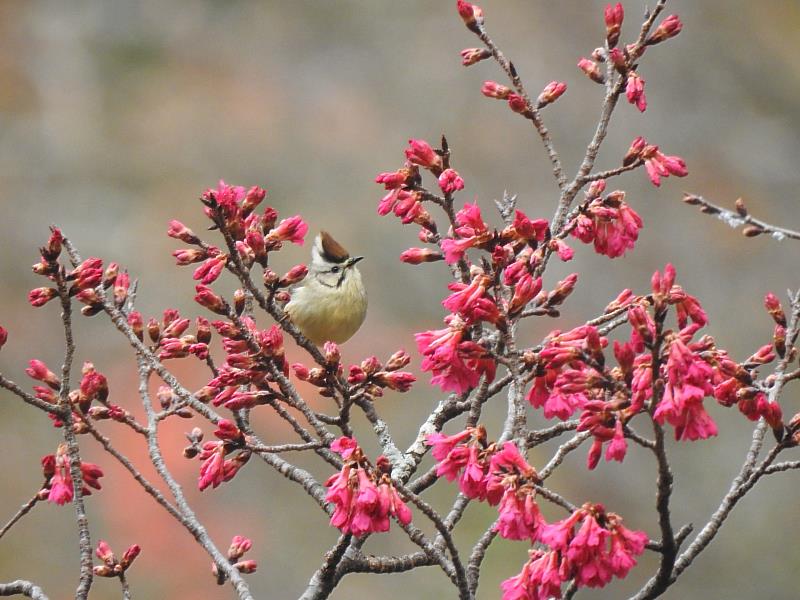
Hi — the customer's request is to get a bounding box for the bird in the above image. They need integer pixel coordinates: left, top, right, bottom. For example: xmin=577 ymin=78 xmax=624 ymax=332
xmin=284 ymin=231 xmax=367 ymax=345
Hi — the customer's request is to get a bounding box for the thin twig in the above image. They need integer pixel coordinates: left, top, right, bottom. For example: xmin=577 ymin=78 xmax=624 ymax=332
xmin=0 ymin=494 xmax=39 ymax=541
xmin=0 ymin=580 xmax=49 ymax=599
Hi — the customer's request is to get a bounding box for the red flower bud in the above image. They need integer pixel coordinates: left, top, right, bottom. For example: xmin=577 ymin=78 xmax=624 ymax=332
xmin=460 ymin=47 xmax=491 ymax=66
xmin=536 ymin=81 xmax=567 ymax=108
xmin=604 ymin=2 xmax=624 ymax=47
xmin=481 ymin=81 xmax=511 ymax=99
xmin=577 ymin=58 xmax=605 ymax=84
xmin=647 ymin=14 xmax=682 ymax=45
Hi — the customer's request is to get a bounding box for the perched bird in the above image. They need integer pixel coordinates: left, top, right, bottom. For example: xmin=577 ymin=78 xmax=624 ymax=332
xmin=284 ymin=231 xmax=367 ymax=345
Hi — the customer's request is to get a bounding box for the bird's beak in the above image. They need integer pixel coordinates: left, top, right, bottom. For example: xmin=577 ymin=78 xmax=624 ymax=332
xmin=349 ymin=256 xmax=365 ymax=266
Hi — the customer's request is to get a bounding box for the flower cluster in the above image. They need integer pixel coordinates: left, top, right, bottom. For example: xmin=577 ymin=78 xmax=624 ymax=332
xmin=624 ymin=136 xmax=688 ymax=187
xmin=184 ymin=420 xmax=251 ymax=491
xmin=344 ymin=349 xmax=417 ymax=396
xmin=571 ymin=181 xmax=643 ymax=258
xmin=427 ymin=428 xmax=648 ymax=598
xmin=40 ymin=444 xmax=104 ymax=505
xmin=324 ymin=437 xmax=412 ymax=537
xmin=502 ymin=504 xmax=648 ymax=598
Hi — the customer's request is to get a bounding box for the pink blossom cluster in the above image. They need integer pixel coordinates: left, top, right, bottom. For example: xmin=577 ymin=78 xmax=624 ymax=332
xmin=169 ymin=180 xmax=307 ymax=285
xmin=188 ymin=420 xmax=251 ymax=491
xmin=522 ymin=264 xmax=787 ymax=472
xmin=40 ymin=443 xmax=104 ymax=505
xmin=624 ymin=136 xmax=688 ymax=187
xmin=571 ymin=181 xmax=643 ymax=258
xmin=502 ymin=504 xmax=648 ymax=599
xmin=211 ymin=535 xmax=258 ymax=582
xmin=426 ymin=428 xmax=648 ymax=598
xmin=324 ymin=437 xmax=412 ymax=537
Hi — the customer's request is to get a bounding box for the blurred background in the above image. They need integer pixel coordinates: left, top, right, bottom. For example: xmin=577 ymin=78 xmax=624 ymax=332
xmin=1 ymin=0 xmax=799 ymax=598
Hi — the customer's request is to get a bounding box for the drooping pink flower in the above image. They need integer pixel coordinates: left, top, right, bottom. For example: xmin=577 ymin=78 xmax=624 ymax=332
xmin=495 ymin=488 xmax=546 ymax=541
xmin=631 ymin=139 xmax=688 ymax=187
xmin=625 ymin=72 xmax=647 ymax=112
xmin=501 ymin=550 xmax=564 ymax=600
xmin=415 ymin=319 xmax=495 ymax=393
xmin=331 ymin=436 xmax=359 ymax=460
xmin=654 ymin=337 xmax=717 ymax=441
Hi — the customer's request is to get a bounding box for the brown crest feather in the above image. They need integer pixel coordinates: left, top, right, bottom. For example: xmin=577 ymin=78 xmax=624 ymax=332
xmin=319 ymin=231 xmax=350 ymax=263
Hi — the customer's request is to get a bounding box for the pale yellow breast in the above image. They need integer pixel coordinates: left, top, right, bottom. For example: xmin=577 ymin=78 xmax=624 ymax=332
xmin=285 ymin=274 xmax=367 ymax=345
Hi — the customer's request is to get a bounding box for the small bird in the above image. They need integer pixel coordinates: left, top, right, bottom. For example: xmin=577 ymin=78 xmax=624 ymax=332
xmin=284 ymin=231 xmax=367 ymax=345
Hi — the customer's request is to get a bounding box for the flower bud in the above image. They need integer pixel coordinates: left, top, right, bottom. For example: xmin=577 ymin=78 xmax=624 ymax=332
xmin=404 ymin=139 xmax=443 ymax=173
xmin=604 ymin=2 xmax=624 ymax=47
xmin=577 ymin=58 xmax=605 ymax=84
xmin=279 ymin=264 xmax=308 ymax=287
xmin=96 ymin=540 xmax=115 ymax=565
xmin=385 ymin=349 xmax=411 ymax=371
xmin=536 ymin=81 xmax=567 ymax=108
xmin=194 ymin=285 xmax=228 ymax=315
xmin=234 ymin=560 xmax=257 ymax=574
xmin=647 ymin=14 xmax=682 ymax=45
xmin=457 ymin=0 xmax=483 ymax=34
xmin=323 ymin=341 xmax=341 ymax=366
xmin=41 ymin=227 xmax=63 ymax=261
xmin=460 ymin=47 xmax=491 ymax=66
xmin=241 ymin=186 xmax=267 ymax=217
xmin=481 ymin=81 xmax=511 ymax=99
xmin=507 ymin=93 xmax=528 ymax=114
xmin=168 ymin=220 xmax=200 ymax=244
xmin=399 ymin=247 xmax=443 ymax=264
xmin=0 ymin=326 xmax=7 ymax=350
xmin=764 ymin=292 xmax=787 ymax=327
xmin=121 ymin=544 xmax=141 ymax=569
xmin=28 ymin=287 xmax=58 ymax=307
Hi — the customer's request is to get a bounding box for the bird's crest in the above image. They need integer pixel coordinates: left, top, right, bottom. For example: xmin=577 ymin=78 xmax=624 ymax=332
xmin=316 ymin=231 xmax=350 ymax=264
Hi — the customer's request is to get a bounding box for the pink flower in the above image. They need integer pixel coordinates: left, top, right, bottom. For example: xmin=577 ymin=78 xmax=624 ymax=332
xmin=625 ymin=72 xmax=647 ymax=112
xmin=495 ymin=488 xmax=546 ymax=541
xmin=426 ymin=429 xmax=473 ymax=462
xmin=631 ymin=139 xmax=688 ymax=187
xmin=375 ymin=168 xmax=412 ymax=190
xmin=507 ymin=273 xmax=543 ymax=315
xmin=440 ymin=203 xmax=490 ymax=264
xmin=572 ymin=193 xmax=643 ymax=258
xmin=198 ymin=445 xmax=226 ymax=491
xmin=404 ymin=139 xmax=443 ymax=172
xmin=438 ymin=168 xmax=465 ymax=194
xmin=501 ymin=550 xmax=564 ymax=600
xmin=607 ymin=516 xmax=648 ymax=578
xmin=442 ymin=276 xmax=501 ymax=324
xmin=604 ymin=421 xmax=627 ymax=462
xmin=267 ymin=216 xmax=308 ymax=245
xmin=193 ymin=255 xmax=227 ymax=285
xmin=331 ymin=436 xmax=359 ymax=460
xmin=567 ymin=513 xmax=613 ymax=587
xmin=415 ymin=321 xmax=495 ymax=393
xmin=654 ymin=337 xmax=717 ymax=440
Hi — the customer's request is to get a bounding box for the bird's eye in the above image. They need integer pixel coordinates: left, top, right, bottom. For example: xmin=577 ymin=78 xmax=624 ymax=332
xmin=330 ymin=266 xmax=340 ymax=273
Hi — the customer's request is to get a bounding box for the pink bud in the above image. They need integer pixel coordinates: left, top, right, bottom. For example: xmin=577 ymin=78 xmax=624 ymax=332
xmin=481 ymin=81 xmax=511 ymax=99
xmin=121 ymin=544 xmax=141 ymax=569
xmin=0 ymin=326 xmax=7 ymax=350
xmin=404 ymin=139 xmax=443 ymax=172
xmin=457 ymin=0 xmax=483 ymax=33
xmin=536 ymin=81 xmax=567 ymax=107
xmin=503 ymin=94 xmax=526 ymax=115
xmin=460 ymin=47 xmax=491 ymax=66
xmin=625 ymin=72 xmax=646 ymax=112
xmin=280 ymin=264 xmax=308 ymax=286
xmin=399 ymin=248 xmax=443 ymax=264
xmin=604 ymin=3 xmax=624 ymax=47
xmin=438 ymin=168 xmax=465 ymax=194
xmin=577 ymin=58 xmax=605 ymax=84
xmin=167 ymin=220 xmax=199 ymax=244
xmin=28 ymin=287 xmax=58 ymax=307
xmin=323 ymin=341 xmax=341 ymax=365
xmin=96 ymin=540 xmax=115 ymax=565
xmin=234 ymin=560 xmax=257 ymax=574
xmin=648 ymin=14 xmax=682 ymax=45
xmin=194 ymin=285 xmax=227 ymax=315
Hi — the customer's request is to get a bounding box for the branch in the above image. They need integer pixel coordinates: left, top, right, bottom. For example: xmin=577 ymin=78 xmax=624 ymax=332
xmin=682 ymin=193 xmax=800 ymax=242
xmin=0 ymin=581 xmax=49 ymax=600
xmin=0 ymin=494 xmax=39 ymax=541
